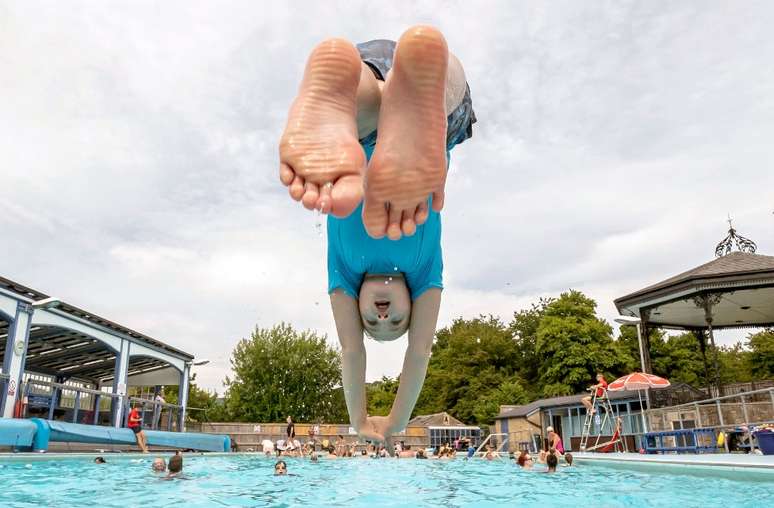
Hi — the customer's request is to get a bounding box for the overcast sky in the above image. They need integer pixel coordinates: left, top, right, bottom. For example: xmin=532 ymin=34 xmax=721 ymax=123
xmin=2 ymin=1 xmax=773 ymax=392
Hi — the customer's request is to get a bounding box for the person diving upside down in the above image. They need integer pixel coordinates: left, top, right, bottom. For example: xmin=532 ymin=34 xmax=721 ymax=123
xmin=278 ymin=25 xmax=476 ymax=450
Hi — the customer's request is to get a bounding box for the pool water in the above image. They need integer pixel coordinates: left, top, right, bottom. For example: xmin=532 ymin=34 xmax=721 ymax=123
xmin=1 ymin=454 xmax=771 ymax=507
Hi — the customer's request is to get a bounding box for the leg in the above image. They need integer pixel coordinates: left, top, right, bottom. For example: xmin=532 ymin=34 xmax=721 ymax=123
xmin=363 ymin=26 xmax=468 ymax=240
xmin=279 ymin=39 xmax=372 ymax=217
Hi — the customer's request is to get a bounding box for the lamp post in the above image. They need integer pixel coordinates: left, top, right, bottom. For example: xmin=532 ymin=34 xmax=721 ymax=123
xmin=615 ymin=316 xmax=651 ymax=434
xmin=614 ymin=316 xmax=647 ymax=374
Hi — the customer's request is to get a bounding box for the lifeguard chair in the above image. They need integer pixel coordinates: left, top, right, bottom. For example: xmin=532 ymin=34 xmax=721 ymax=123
xmin=579 ymin=387 xmax=624 ymax=452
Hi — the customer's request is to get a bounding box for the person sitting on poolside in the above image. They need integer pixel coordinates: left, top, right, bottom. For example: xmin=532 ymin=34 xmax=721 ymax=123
xmin=279 ymin=26 xmax=475 ymax=453
xmin=581 ymin=373 xmax=608 ymax=415
xmin=126 ymin=403 xmax=149 ymax=453
xmin=152 ymin=457 xmax=166 ymax=472
xmin=516 ymin=451 xmax=533 ymax=469
xmin=545 ymin=452 xmax=558 ymax=473
xmin=398 ymin=444 xmax=415 ymax=458
xmin=546 ymin=426 xmax=565 ymax=455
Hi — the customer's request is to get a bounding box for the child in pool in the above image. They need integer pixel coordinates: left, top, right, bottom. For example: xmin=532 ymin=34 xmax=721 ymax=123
xmin=278 ymin=26 xmax=475 ymax=449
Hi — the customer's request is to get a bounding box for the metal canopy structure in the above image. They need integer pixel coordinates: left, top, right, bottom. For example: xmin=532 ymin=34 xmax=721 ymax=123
xmin=614 ymin=223 xmax=773 ymax=395
xmin=0 ymin=275 xmax=194 ymax=428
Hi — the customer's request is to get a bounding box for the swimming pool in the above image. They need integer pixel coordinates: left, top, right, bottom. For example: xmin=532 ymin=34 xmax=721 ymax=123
xmin=1 ymin=454 xmax=771 ymax=507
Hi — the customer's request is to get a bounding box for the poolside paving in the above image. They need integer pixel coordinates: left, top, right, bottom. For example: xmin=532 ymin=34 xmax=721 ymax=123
xmin=574 ymin=451 xmax=774 ymax=478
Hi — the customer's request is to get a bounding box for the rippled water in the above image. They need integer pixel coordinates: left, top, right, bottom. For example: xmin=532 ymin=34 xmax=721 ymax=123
xmin=1 ymin=454 xmax=771 ymax=507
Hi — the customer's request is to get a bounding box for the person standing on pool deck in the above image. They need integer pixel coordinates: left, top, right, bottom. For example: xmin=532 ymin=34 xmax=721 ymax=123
xmin=546 ymin=426 xmax=564 ymax=455
xmin=278 ymin=26 xmax=475 ymax=451
xmin=127 ymin=403 xmax=148 ymax=453
xmin=286 ymin=416 xmax=295 ymax=442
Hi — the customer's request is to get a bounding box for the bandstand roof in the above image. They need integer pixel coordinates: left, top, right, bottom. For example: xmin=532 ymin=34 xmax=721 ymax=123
xmin=615 ymin=252 xmax=774 ymax=330
xmin=0 ymin=275 xmax=193 ymax=385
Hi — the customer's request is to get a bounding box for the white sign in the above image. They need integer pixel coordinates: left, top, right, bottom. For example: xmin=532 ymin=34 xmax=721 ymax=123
xmin=253 ymin=425 xmax=262 ymax=433
xmin=116 ymin=383 xmax=127 ymax=396
xmin=7 ymin=380 xmax=16 ymax=396
xmin=348 ymin=427 xmax=357 ymax=435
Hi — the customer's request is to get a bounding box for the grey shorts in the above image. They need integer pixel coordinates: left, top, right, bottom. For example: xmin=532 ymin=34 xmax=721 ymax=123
xmin=356 ymin=39 xmax=476 ymax=152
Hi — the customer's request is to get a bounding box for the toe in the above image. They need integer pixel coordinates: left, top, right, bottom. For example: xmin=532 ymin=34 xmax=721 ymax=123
xmin=386 ymin=206 xmax=403 ymax=241
xmin=289 ymin=175 xmax=305 ymax=201
xmin=414 ymin=201 xmax=429 ymax=225
xmin=317 ymin=182 xmax=333 ymax=213
xmin=330 ymin=175 xmax=363 ymax=218
xmin=401 ymin=211 xmax=416 ymax=237
xmin=362 ymin=199 xmax=388 ymax=239
xmin=280 ymin=162 xmax=295 ymax=186
xmin=302 ymin=182 xmax=320 ymax=210
xmin=431 ymin=190 xmax=445 ymax=212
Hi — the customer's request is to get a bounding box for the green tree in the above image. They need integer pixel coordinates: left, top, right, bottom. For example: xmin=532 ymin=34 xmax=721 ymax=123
xmin=508 ymin=298 xmax=553 ymax=398
xmin=650 ymin=332 xmax=708 ymax=387
xmin=222 ymin=323 xmax=347 ymax=422
xmin=472 ymin=379 xmax=528 ymax=425
xmin=415 ymin=316 xmax=522 ymax=425
xmin=718 ymin=343 xmax=753 ymax=385
xmin=535 ymin=290 xmax=633 ymax=397
xmin=366 ymin=376 xmax=399 ymax=416
xmin=748 ymin=329 xmax=774 ymax=379
xmin=163 ymin=376 xmax=226 ymax=423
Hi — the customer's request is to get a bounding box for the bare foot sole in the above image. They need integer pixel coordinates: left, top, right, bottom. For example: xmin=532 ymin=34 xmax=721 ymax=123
xmin=363 ymin=26 xmax=449 ymax=240
xmin=279 ymin=38 xmax=366 ymax=217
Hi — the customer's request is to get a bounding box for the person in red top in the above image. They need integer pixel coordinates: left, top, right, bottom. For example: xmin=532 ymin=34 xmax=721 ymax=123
xmin=127 ymin=403 xmax=149 ymax=453
xmin=581 ymin=373 xmax=608 ymax=415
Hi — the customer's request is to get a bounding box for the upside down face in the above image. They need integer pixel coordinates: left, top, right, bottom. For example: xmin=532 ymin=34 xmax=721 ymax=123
xmin=358 ymin=274 xmax=411 ymax=341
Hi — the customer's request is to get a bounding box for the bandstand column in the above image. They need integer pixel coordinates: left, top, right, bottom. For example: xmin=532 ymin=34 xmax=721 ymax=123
xmin=1 ymin=302 xmax=33 ymax=418
xmin=111 ymin=339 xmax=130 ymax=428
xmin=178 ymin=363 xmax=190 ymax=432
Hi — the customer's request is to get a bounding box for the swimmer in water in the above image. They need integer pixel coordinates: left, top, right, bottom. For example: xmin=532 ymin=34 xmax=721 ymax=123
xmin=278 ymin=26 xmax=475 ymax=453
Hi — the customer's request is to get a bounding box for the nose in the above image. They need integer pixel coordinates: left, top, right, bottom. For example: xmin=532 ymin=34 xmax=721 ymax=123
xmin=377 ymin=312 xmax=388 ymax=320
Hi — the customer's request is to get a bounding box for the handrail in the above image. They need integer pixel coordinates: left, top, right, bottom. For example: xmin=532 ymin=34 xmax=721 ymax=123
xmin=651 ymin=387 xmax=774 ymax=411
xmin=126 ymin=395 xmax=181 ymax=410
xmin=474 ymin=433 xmax=509 ymax=457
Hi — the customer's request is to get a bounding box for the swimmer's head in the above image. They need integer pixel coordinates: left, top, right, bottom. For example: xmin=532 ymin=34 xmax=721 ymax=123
xmin=358 ymin=273 xmax=411 ymax=341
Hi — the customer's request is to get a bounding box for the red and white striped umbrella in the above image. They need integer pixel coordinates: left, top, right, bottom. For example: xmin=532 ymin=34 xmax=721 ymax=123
xmin=607 ymin=372 xmax=670 ymax=391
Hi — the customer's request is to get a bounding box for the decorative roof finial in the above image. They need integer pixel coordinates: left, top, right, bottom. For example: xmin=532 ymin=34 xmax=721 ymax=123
xmin=715 ymin=215 xmax=756 ymax=257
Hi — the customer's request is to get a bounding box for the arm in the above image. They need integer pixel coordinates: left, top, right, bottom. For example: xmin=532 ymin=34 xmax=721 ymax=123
xmin=330 ymin=290 xmax=368 ymax=431
xmin=387 ymin=288 xmax=442 ymax=430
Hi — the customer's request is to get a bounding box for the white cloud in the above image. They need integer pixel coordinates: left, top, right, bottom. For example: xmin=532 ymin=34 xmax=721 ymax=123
xmin=2 ymin=1 xmax=773 ymax=391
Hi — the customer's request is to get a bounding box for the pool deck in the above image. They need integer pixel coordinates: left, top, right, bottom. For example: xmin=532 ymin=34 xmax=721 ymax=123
xmin=574 ymin=452 xmax=774 ymax=477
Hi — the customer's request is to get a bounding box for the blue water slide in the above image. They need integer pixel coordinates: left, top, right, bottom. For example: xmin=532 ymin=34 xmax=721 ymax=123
xmin=0 ymin=418 xmax=38 ymax=449
xmin=29 ymin=419 xmax=230 ymax=452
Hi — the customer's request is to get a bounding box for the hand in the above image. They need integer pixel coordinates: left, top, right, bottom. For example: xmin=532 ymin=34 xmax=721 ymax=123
xmin=358 ymin=416 xmax=399 ymax=451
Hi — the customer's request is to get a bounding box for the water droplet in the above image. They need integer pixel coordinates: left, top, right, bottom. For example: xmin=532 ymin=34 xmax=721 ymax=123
xmin=393 ymin=266 xmax=398 ymax=271
xmin=388 ymin=277 xmax=393 ymax=281
xmin=384 ymin=281 xmax=389 ymax=285
xmin=476 ymin=338 xmax=481 ymax=343
xmin=314 ymin=209 xmax=322 ymax=238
